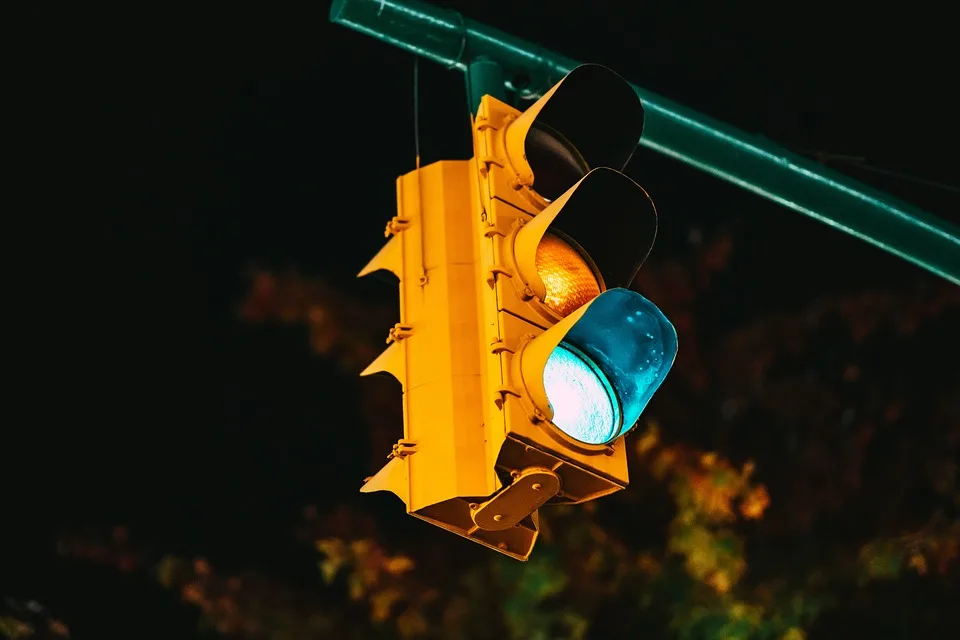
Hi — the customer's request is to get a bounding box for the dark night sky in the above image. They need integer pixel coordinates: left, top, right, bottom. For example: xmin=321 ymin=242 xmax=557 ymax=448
xmin=8 ymin=2 xmax=958 ymax=636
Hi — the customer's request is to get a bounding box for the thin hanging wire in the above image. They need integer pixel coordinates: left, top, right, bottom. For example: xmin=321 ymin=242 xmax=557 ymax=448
xmin=451 ymin=9 xmax=476 ymax=128
xmin=464 ymin=59 xmax=476 ymax=128
xmin=462 ymin=62 xmax=492 ymax=217
xmin=413 ymin=56 xmax=421 ymax=171
xmin=797 ymin=149 xmax=959 ymax=195
xmin=411 ymin=57 xmax=427 ymax=284
xmin=456 ymin=32 xmax=494 ymax=216
xmin=412 ymin=37 xmax=490 ymax=225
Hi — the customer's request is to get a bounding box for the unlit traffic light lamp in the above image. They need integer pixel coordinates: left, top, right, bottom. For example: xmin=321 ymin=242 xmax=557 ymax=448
xmin=359 ymin=64 xmax=677 ymax=560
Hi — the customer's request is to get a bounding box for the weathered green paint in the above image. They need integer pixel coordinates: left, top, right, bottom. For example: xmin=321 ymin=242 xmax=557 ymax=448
xmin=330 ymin=0 xmax=960 ymax=284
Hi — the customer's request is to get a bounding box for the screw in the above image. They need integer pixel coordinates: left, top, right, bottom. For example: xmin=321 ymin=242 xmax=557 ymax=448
xmin=469 ymin=503 xmax=479 ymax=510
xmin=493 ymin=514 xmax=503 ymax=522
xmin=531 ymin=483 xmax=542 ymax=491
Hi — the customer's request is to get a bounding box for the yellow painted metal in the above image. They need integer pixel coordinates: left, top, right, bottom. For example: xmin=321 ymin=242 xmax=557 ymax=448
xmin=359 ymin=161 xmax=491 ymax=506
xmin=361 ymin=64 xmax=658 ymax=560
xmin=359 ymin=160 xmax=541 ymax=560
xmin=472 ymin=93 xmax=641 ymax=515
xmin=502 ymin=75 xmax=565 ymax=204
xmin=471 ymin=467 xmax=561 ymax=530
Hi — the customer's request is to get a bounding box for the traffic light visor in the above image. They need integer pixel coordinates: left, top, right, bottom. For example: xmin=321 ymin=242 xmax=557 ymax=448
xmin=512 ymin=168 xmax=658 ymax=318
xmin=505 ymin=64 xmax=644 ymax=202
xmin=520 ymin=288 xmax=678 ymax=446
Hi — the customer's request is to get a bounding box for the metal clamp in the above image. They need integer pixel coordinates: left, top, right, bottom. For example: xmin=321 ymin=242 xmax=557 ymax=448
xmin=387 ymin=439 xmax=419 ymax=460
xmin=384 ymin=216 xmax=411 ymax=237
xmin=385 ymin=323 xmax=414 ymax=344
xmin=470 ymin=467 xmax=560 ymax=530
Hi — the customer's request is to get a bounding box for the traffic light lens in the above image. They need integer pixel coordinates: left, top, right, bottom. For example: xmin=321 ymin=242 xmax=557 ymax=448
xmin=554 ymin=288 xmax=678 ymax=442
xmin=543 ymin=343 xmax=621 ymax=445
xmin=535 ymin=233 xmax=601 ymax=317
xmin=526 ymin=122 xmax=589 ymax=202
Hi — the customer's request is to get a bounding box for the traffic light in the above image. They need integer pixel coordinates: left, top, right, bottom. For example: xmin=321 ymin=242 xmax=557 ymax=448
xmin=359 ymin=64 xmax=678 ymax=560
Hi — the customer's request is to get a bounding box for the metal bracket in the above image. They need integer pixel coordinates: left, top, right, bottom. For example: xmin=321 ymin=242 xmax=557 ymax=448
xmin=474 ymin=116 xmax=495 ymax=133
xmin=387 ymin=439 xmax=419 ymax=460
xmin=385 ymin=323 xmax=414 ymax=344
xmin=478 ymin=155 xmax=505 ymax=177
xmin=470 ymin=467 xmax=561 ymax=531
xmin=494 ymin=386 xmax=521 ymax=409
xmin=384 ymin=216 xmax=411 ymax=237
xmin=482 ymin=223 xmax=507 ymax=238
xmin=486 ymin=266 xmax=513 ymax=288
xmin=490 ymin=338 xmax=513 ymax=355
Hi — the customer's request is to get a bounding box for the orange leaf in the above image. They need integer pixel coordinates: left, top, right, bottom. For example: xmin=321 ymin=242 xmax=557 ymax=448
xmin=635 ymin=424 xmax=660 ymax=456
xmin=740 ymin=485 xmax=771 ymax=520
xmin=383 ymin=555 xmax=415 ymax=576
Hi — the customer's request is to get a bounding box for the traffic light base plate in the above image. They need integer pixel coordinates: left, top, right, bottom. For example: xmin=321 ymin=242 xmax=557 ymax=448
xmin=471 ymin=467 xmax=560 ymax=531
xmin=412 ymin=498 xmax=540 ymax=561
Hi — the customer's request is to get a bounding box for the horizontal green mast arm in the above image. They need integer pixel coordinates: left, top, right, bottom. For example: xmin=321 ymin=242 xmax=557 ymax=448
xmin=330 ymin=0 xmax=960 ymax=284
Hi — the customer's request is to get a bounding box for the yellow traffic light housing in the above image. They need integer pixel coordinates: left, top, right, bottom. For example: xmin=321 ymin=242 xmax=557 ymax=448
xmin=357 ymin=160 xmax=535 ymax=558
xmin=359 ymin=63 xmax=678 ymax=561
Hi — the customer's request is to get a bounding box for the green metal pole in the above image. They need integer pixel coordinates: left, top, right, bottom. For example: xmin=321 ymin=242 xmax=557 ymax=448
xmin=331 ymin=0 xmax=960 ymax=285
xmin=467 ymin=56 xmax=506 ymax=114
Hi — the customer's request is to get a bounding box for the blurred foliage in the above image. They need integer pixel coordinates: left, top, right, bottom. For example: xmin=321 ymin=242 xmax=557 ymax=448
xmin=53 ymin=230 xmax=959 ymax=637
xmin=0 ymin=600 xmax=70 ymax=640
